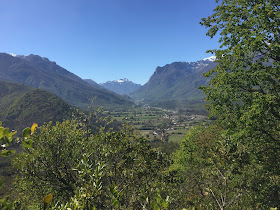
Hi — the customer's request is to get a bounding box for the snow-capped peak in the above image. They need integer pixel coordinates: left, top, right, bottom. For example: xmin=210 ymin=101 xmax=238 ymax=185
xmin=116 ymin=78 xmax=129 ymax=83
xmin=9 ymin=53 xmax=17 ymax=57
xmin=203 ymin=56 xmax=216 ymax=62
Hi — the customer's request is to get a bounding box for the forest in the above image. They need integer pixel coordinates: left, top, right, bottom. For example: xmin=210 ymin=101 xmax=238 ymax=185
xmin=1 ymin=0 xmax=280 ymax=209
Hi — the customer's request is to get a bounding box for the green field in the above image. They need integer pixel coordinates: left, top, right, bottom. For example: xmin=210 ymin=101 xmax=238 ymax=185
xmin=110 ymin=107 xmax=209 ymax=144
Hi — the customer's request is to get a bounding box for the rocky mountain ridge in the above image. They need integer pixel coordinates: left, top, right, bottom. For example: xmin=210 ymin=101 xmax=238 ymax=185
xmin=130 ymin=57 xmax=218 ymax=102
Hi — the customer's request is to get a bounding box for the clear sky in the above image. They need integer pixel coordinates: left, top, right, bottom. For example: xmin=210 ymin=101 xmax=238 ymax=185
xmin=0 ymin=0 xmax=220 ymax=85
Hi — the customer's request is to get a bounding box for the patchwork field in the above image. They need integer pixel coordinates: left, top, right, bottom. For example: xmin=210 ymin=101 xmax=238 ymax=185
xmin=110 ymin=106 xmax=210 ymax=144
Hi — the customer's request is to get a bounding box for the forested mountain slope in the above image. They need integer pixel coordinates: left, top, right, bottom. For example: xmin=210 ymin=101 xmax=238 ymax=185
xmin=0 ymin=81 xmax=73 ymax=130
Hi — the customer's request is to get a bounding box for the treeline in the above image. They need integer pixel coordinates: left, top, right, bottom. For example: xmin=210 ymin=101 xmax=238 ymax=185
xmin=0 ymin=111 xmax=278 ymax=209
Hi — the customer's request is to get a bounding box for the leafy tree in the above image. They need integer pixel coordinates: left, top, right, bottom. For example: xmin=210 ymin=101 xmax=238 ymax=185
xmin=13 ymin=120 xmax=87 ymax=207
xmin=171 ymin=124 xmax=254 ymax=209
xmin=12 ymin=118 xmax=171 ymax=209
xmin=200 ymin=0 xmax=280 ymax=207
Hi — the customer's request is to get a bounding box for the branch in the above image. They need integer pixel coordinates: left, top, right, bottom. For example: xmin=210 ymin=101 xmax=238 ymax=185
xmin=209 ymin=188 xmax=223 ymax=210
xmin=226 ymin=193 xmax=242 ymax=208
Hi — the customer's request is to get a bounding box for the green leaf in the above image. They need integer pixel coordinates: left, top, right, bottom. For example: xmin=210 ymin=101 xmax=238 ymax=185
xmin=22 ymin=127 xmax=31 ymax=139
xmin=0 ymin=136 xmax=8 ymax=144
xmin=1 ymin=150 xmax=15 ymax=157
xmin=3 ymin=128 xmax=10 ymax=136
xmin=0 ymin=127 xmax=3 ymax=138
xmin=113 ymin=199 xmax=119 ymax=208
xmin=22 ymin=139 xmax=33 ymax=148
xmin=9 ymin=130 xmax=17 ymax=138
xmin=0 ymin=179 xmax=3 ymax=189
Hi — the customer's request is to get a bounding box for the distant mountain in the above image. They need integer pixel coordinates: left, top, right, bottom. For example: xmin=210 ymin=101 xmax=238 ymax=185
xmin=130 ymin=57 xmax=218 ymax=102
xmin=0 ymin=53 xmax=133 ymax=110
xmin=0 ymin=81 xmax=73 ymax=130
xmin=98 ymin=78 xmax=142 ymax=95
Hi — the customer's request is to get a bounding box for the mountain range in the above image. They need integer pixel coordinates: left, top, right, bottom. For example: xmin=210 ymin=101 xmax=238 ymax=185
xmin=0 ymin=53 xmax=133 ymax=110
xmin=0 ymin=52 xmax=218 ymax=112
xmin=98 ymin=78 xmax=141 ymax=95
xmin=130 ymin=57 xmax=217 ymax=104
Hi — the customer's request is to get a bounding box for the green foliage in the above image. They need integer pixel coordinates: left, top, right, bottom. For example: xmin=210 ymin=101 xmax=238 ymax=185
xmin=171 ymin=124 xmax=253 ymax=208
xmin=200 ymin=0 xmax=280 ymax=140
xmin=13 ymin=120 xmax=88 ymax=206
xmin=199 ymin=0 xmax=280 ymax=207
xmin=0 ymin=121 xmax=16 ymax=157
xmin=0 ymin=196 xmax=23 ymax=210
xmin=12 ymin=118 xmax=172 ymax=209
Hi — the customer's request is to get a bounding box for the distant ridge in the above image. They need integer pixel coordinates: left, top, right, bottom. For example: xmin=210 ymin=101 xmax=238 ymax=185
xmin=0 ymin=53 xmax=133 ymax=110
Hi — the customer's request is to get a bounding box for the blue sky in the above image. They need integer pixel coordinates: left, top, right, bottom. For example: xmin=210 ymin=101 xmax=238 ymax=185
xmin=1 ymin=0 xmax=220 ymax=85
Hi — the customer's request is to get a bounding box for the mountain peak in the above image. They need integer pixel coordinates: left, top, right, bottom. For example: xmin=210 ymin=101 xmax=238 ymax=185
xmin=9 ymin=53 xmax=17 ymax=57
xmin=115 ymin=78 xmax=129 ymax=83
xmin=202 ymin=56 xmax=216 ymax=62
xmin=99 ymin=78 xmax=141 ymax=95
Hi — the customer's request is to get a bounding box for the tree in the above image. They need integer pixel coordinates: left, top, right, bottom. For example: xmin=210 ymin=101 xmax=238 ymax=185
xmin=12 ymin=119 xmax=171 ymax=209
xmin=171 ymin=124 xmax=253 ymax=209
xmin=200 ymin=0 xmax=280 ymax=207
xmin=13 ymin=120 xmax=87 ymax=206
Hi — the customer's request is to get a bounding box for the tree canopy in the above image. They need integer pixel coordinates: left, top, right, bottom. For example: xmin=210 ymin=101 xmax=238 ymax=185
xmin=198 ymin=0 xmax=280 ymax=207
xmin=200 ymin=0 xmax=280 ymax=136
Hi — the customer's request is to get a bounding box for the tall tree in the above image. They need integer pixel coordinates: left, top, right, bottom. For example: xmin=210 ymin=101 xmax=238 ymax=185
xmin=200 ymin=0 xmax=280 ymax=207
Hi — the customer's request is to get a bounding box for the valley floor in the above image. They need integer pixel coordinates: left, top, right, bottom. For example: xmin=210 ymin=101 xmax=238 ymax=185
xmin=110 ymin=106 xmax=210 ymax=144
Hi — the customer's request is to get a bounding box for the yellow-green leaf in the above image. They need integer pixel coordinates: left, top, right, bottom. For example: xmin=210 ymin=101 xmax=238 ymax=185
xmin=43 ymin=193 xmax=53 ymax=206
xmin=31 ymin=123 xmax=38 ymax=134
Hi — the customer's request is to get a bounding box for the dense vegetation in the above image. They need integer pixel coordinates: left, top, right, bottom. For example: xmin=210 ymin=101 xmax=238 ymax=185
xmin=0 ymin=0 xmax=279 ymax=209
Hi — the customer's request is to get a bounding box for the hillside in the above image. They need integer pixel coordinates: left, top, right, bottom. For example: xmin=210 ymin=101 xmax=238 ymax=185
xmin=0 ymin=81 xmax=73 ymax=130
xmin=0 ymin=53 xmax=133 ymax=110
xmin=130 ymin=57 xmax=217 ymax=103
